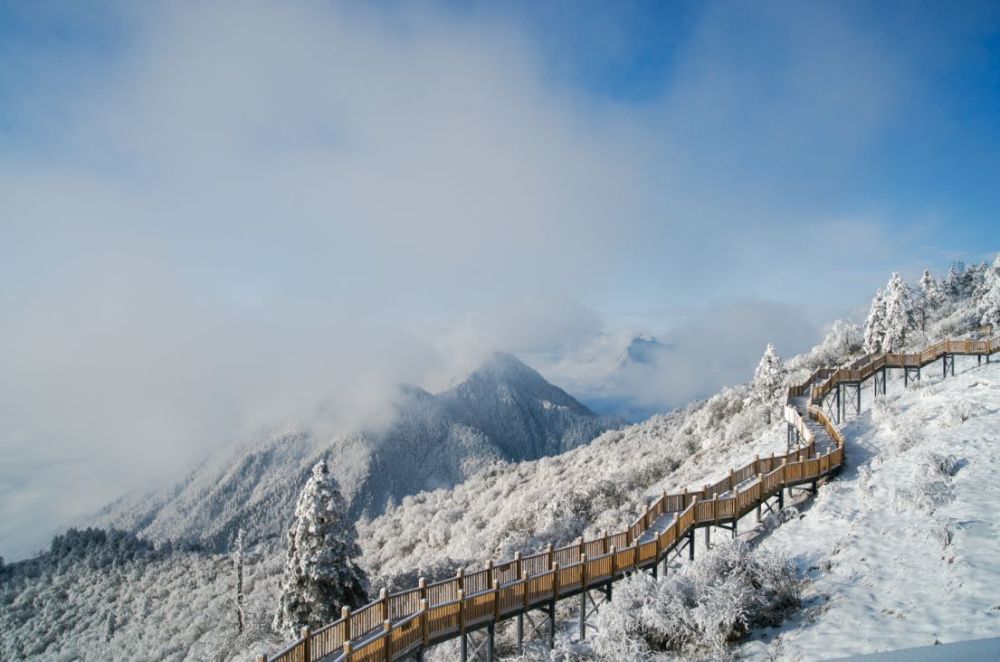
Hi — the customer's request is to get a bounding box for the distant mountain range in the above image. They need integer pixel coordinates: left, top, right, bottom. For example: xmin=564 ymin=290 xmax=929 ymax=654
xmin=94 ymin=352 xmax=620 ymax=552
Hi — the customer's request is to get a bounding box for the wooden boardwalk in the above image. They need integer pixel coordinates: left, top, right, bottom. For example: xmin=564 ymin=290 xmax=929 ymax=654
xmin=261 ymin=336 xmax=998 ymax=662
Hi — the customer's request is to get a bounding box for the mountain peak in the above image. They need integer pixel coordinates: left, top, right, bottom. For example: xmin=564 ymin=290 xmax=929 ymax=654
xmin=469 ymin=351 xmax=548 ymax=383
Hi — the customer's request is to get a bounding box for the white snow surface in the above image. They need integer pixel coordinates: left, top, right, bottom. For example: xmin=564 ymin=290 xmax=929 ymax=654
xmin=744 ymin=358 xmax=1000 ymax=660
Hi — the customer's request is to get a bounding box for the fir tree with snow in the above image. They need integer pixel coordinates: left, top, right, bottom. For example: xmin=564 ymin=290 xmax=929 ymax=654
xmin=943 ymin=262 xmax=966 ymax=299
xmin=979 ymin=254 xmax=1000 ymax=329
xmin=748 ymin=344 xmax=787 ymax=424
xmin=863 ymin=288 xmax=887 ymax=354
xmin=882 ymin=273 xmax=913 ymax=352
xmin=273 ymin=460 xmax=369 ymax=638
xmin=916 ymin=269 xmax=940 ymax=332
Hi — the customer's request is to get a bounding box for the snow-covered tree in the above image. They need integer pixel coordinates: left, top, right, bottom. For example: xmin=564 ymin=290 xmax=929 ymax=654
xmin=234 ymin=529 xmax=245 ymax=635
xmin=815 ymin=319 xmax=863 ymax=364
xmin=944 ymin=262 xmax=966 ymax=300
xmin=882 ymin=273 xmax=914 ymax=352
xmin=916 ymin=270 xmax=940 ymax=332
xmin=104 ymin=611 xmax=116 ymax=643
xmin=748 ymin=344 xmax=787 ymax=424
xmin=274 ymin=460 xmax=369 ymax=638
xmin=979 ymin=254 xmax=1000 ymax=329
xmin=863 ymin=289 xmax=886 ymax=354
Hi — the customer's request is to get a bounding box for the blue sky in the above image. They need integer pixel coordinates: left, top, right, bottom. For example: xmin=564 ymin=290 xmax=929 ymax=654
xmin=1 ymin=0 xmax=999 ymax=559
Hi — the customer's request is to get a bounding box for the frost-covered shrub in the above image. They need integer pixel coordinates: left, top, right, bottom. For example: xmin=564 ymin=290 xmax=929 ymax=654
xmin=941 ymin=400 xmax=987 ymax=427
xmin=592 ymin=542 xmax=799 ymax=660
xmin=892 ymin=451 xmax=962 ymax=514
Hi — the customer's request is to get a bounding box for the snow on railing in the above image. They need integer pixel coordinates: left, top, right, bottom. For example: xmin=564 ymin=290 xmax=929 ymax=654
xmin=260 ymin=336 xmax=999 ymax=662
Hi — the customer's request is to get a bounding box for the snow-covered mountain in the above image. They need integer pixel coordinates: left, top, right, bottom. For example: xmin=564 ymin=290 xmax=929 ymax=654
xmin=619 ymin=333 xmax=672 ymax=367
xmin=93 ymin=352 xmax=619 ymax=553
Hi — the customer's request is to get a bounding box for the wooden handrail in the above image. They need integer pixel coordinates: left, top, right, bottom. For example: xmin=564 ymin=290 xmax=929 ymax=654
xmin=266 ymin=335 xmax=998 ymax=662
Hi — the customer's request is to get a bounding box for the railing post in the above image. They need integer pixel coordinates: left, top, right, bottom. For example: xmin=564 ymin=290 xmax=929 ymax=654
xmin=257 ymin=655 xmax=267 ymax=662
xmin=602 ymin=530 xmax=609 ymax=555
xmin=756 ymin=473 xmax=763 ymax=522
xmin=514 ymin=551 xmax=522 ymax=578
xmin=458 ymin=589 xmax=465 ymax=637
xmin=383 ymin=620 xmax=392 ymax=662
xmin=552 ymin=562 xmax=560 ymax=599
xmin=343 ymin=641 xmax=352 ymax=662
xmin=380 ymin=587 xmax=388 ymax=622
xmin=609 ymin=545 xmax=617 ymax=578
xmin=492 ymin=579 xmax=501 ymax=621
xmin=418 ymin=577 xmax=427 ymax=604
xmin=342 ymin=605 xmax=352 ymax=641
xmin=301 ymin=626 xmax=311 ymax=662
xmin=546 ymin=544 xmax=553 ymax=569
xmin=522 ymin=571 xmax=530 ymax=611
xmin=456 ymin=568 xmax=464 ymax=596
xmin=420 ymin=598 xmax=429 ymax=648
xmin=486 ymin=559 xmax=494 ymax=586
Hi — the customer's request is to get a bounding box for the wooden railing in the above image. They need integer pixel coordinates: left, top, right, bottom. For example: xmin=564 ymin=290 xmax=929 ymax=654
xmin=262 ymin=336 xmax=997 ymax=662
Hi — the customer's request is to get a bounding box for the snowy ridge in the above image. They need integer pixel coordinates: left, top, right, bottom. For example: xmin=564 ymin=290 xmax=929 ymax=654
xmin=265 ymin=339 xmax=1000 ymax=660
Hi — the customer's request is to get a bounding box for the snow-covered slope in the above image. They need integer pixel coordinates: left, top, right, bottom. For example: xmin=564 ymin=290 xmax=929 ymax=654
xmin=360 ymin=377 xmax=789 ymax=588
xmin=745 ymin=358 xmax=1000 ymax=659
xmin=94 ymin=353 xmax=618 ymax=552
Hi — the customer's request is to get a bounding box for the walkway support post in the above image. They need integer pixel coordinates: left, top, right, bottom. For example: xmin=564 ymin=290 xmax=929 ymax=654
xmin=548 ymin=602 xmax=555 ymax=651
xmin=580 ymin=553 xmax=588 ymax=640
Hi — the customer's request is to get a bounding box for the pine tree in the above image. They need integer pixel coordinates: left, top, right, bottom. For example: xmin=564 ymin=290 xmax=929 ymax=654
xmin=274 ymin=460 xmax=369 ymax=638
xmin=749 ymin=344 xmax=787 ymax=424
xmin=979 ymin=254 xmax=1000 ymax=329
xmin=916 ymin=270 xmax=940 ymax=332
xmin=863 ymin=289 xmax=887 ymax=354
xmin=882 ymin=272 xmax=914 ymax=352
xmin=944 ymin=262 xmax=966 ymax=300
xmin=104 ymin=611 xmax=116 ymax=643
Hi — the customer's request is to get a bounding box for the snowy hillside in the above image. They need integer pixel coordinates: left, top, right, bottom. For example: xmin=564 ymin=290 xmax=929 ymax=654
xmin=360 ymin=376 xmax=790 ymax=588
xmin=3 ymin=259 xmax=997 ymax=661
xmin=744 ymin=358 xmax=1000 ymax=659
xmin=94 ymin=353 xmax=618 ymax=552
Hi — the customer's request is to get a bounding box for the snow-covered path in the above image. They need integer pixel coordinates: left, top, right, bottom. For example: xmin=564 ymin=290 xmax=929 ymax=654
xmin=744 ymin=360 xmax=1000 ymax=660
xmin=637 ymin=511 xmax=677 ymax=544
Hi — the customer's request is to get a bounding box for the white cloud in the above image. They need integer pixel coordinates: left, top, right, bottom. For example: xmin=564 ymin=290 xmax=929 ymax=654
xmin=2 ymin=0 xmax=986 ymax=558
